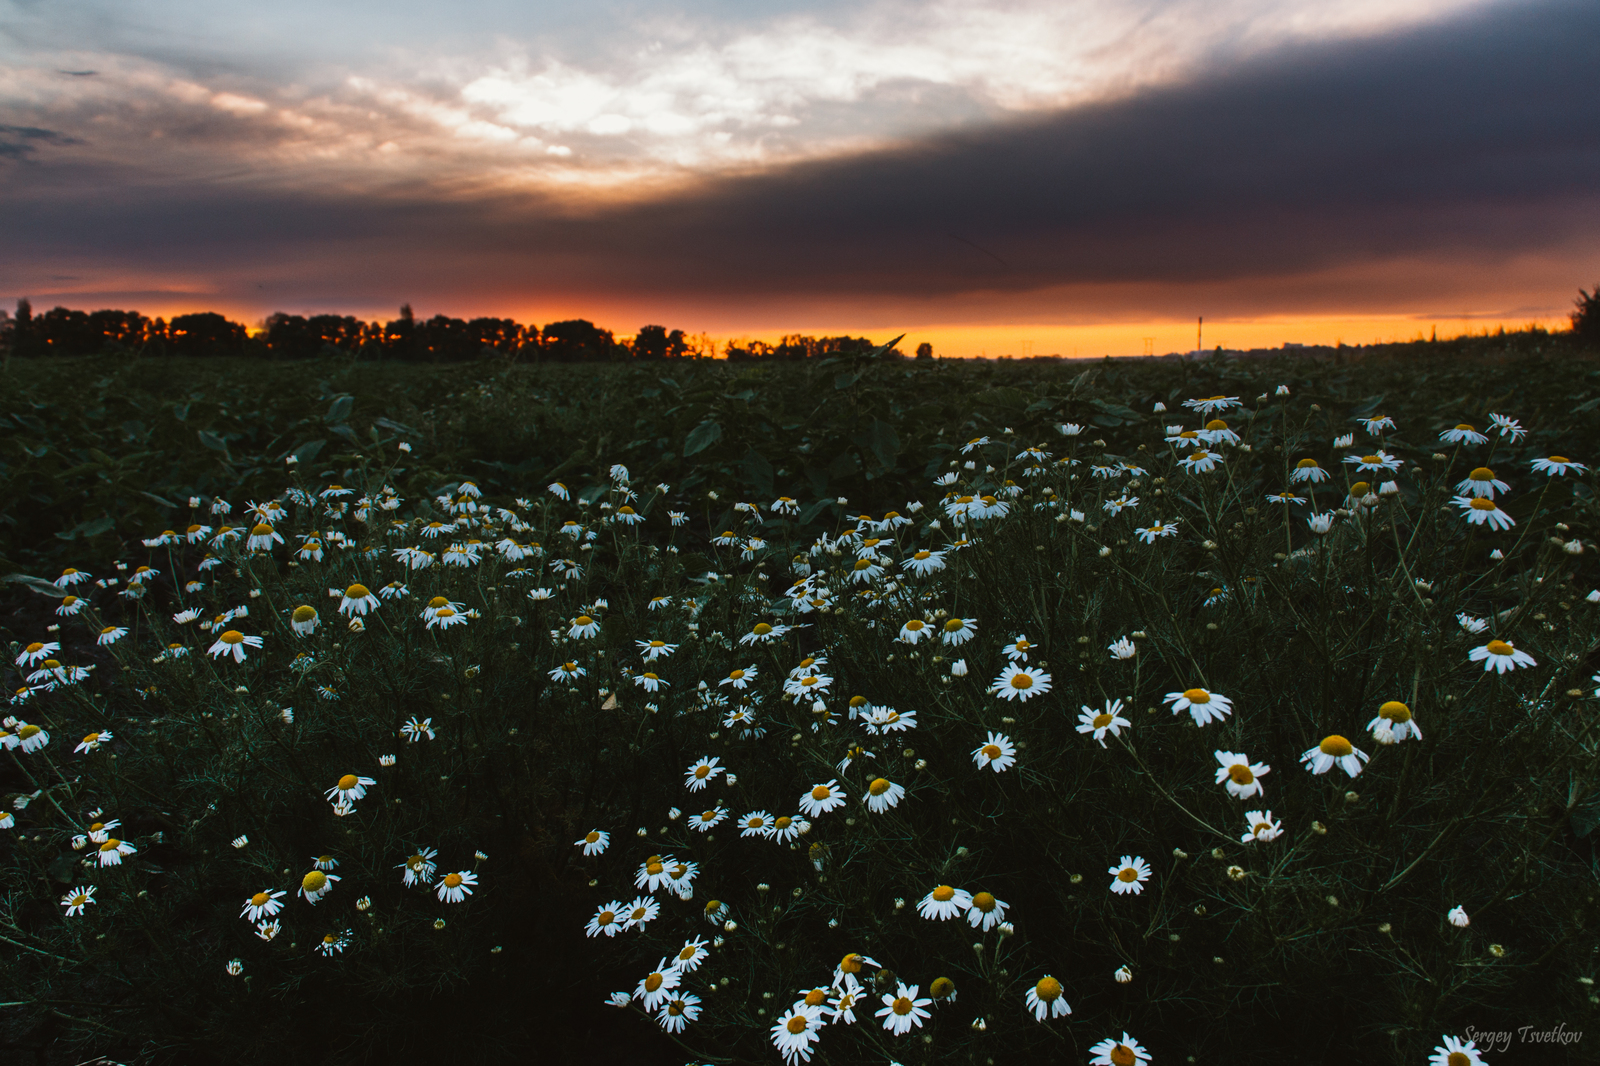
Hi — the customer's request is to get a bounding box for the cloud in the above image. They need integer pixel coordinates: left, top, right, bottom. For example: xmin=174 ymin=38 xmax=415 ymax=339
xmin=0 ymin=0 xmax=1594 ymax=331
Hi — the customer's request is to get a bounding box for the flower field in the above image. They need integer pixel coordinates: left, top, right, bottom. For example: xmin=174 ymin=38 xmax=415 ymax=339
xmin=2 ymin=335 xmax=1599 ymax=1065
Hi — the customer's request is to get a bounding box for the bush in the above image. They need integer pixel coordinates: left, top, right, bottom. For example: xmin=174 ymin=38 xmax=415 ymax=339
xmin=1574 ymin=286 xmax=1600 ymax=343
xmin=3 ymin=391 xmax=1597 ymax=1064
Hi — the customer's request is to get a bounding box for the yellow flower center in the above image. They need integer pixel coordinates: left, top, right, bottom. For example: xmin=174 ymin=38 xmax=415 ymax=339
xmin=1009 ymin=673 xmax=1033 ymax=690
xmin=1228 ymin=764 xmax=1255 ymax=785
xmin=839 ymin=953 xmax=863 ymax=973
xmin=597 ymin=910 xmax=614 ymax=925
xmin=892 ymin=996 xmax=914 ymax=1016
xmin=1379 ymin=701 xmax=1411 ymax=722
xmin=1182 ymin=688 xmax=1210 ymax=703
xmin=868 ymin=778 xmax=891 ymax=796
xmin=747 ymin=816 xmax=766 ymax=828
xmin=219 ymin=630 xmax=243 ymax=645
xmin=679 ymin=945 xmax=697 ymax=961
xmin=729 ymin=669 xmax=745 ymax=680
xmin=251 ymin=892 xmax=270 ymax=906
xmin=932 ymin=885 xmax=955 ymax=902
xmin=972 ymin=892 xmax=996 ymax=912
xmin=752 ymin=623 xmax=773 ymax=636
xmin=1361 ymin=455 xmax=1380 ymax=464
xmin=1035 ymin=976 xmax=1062 ymax=1001
xmin=293 ymin=606 xmax=317 ymax=622
xmin=302 ymin=871 xmax=327 ymax=891
xmin=1111 ymin=1046 xmax=1138 ymax=1066
xmin=436 ymin=608 xmax=456 ymax=618
xmin=804 ymin=988 xmax=827 ymax=1007
xmin=811 ymin=786 xmax=831 ymax=801
xmin=337 ymin=775 xmax=358 ymax=793
xmin=854 ymin=559 xmax=872 ymax=571
xmin=251 ymin=524 xmax=272 ymax=535
xmin=643 ymin=672 xmax=659 ymax=681
xmin=905 ymin=620 xmax=924 ymax=631
xmin=981 ymin=495 xmax=997 ymax=506
xmin=443 ymin=873 xmax=463 ymax=888
xmin=1469 ymin=498 xmax=1496 ymax=511
xmin=574 ymin=615 xmax=593 ymax=626
xmin=944 ymin=618 xmax=965 ymax=633
xmin=345 ymin=584 xmax=370 ymax=598
xmin=618 ymin=506 xmax=635 ymax=515
xmin=100 ymin=839 xmax=120 ymax=852
xmin=1469 ymin=467 xmax=1494 ymax=481
xmin=1206 ymin=419 xmax=1228 ymax=431
xmin=786 ymin=1016 xmax=808 ymax=1034
xmin=913 ymin=550 xmax=931 ymax=561
xmin=18 ymin=724 xmax=40 ymax=738
xmin=1319 ymin=735 xmax=1354 ymax=756
xmin=644 ymin=973 xmax=663 ymax=992
xmin=981 ymin=743 xmax=1003 ymax=759
xmin=693 ymin=765 xmax=712 ymax=780
xmin=1349 ymin=481 xmax=1370 ymax=496
xmin=1485 ymin=639 xmax=1513 ymax=655
xmin=1550 ymin=455 xmax=1570 ymax=464
xmin=1117 ymin=867 xmax=1139 ymax=882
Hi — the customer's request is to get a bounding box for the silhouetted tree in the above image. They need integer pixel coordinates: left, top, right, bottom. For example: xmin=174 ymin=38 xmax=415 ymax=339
xmin=915 ymin=342 xmax=933 ymax=360
xmin=542 ymin=319 xmax=616 ymax=362
xmin=632 ymin=325 xmax=689 ymax=360
xmin=168 ymin=313 xmax=247 ymax=357
xmin=1574 ymin=285 xmax=1600 ymax=343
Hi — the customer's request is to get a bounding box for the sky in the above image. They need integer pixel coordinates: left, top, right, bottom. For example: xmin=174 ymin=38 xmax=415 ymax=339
xmin=2 ymin=0 xmax=1597 ymax=356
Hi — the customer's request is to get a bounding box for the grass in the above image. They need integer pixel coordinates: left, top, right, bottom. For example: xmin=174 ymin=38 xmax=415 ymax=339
xmin=1 ymin=331 xmax=1599 ymax=1066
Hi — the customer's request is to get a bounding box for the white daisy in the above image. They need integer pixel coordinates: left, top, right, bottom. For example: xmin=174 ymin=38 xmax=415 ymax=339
xmin=1468 ymin=639 xmax=1536 ymax=673
xmin=1530 ymin=455 xmax=1586 ymax=476
xmin=972 ymin=731 xmax=1017 ymax=771
xmin=684 ymin=756 xmax=724 ymax=791
xmin=916 ymin=884 xmax=972 ymax=920
xmin=863 ymin=777 xmax=905 ymax=813
xmin=771 ymin=1005 xmax=823 ymax=1065
xmin=1448 ymin=906 xmax=1470 ymax=928
xmin=634 ymin=958 xmax=682 ymax=1011
xmin=325 ymin=774 xmax=375 ymax=805
xmin=1300 ymin=735 xmax=1369 ymax=777
xmin=585 ymin=901 xmax=626 ymax=937
xmin=1163 ymin=687 xmax=1233 ymax=726
xmin=1108 ymin=856 xmax=1151 ymax=895
xmin=1076 ymin=700 xmax=1130 ymax=747
xmin=1213 ymin=750 xmax=1270 ymax=799
xmin=1024 ymin=975 xmax=1072 ymax=1021
xmin=1240 ymin=810 xmax=1283 ymax=843
xmin=966 ymin=891 xmax=1009 ymax=930
xmin=60 ymin=885 xmax=97 ymax=917
xmin=875 ymin=983 xmax=932 ymax=1036
xmin=398 ymin=847 xmax=439 ymax=886
xmin=576 ymin=830 xmax=610 ymax=855
xmin=1367 ymin=700 xmax=1422 ymax=743
xmin=1430 ymin=1035 xmax=1485 ymax=1066
xmin=1452 ymin=496 xmax=1514 ymax=530
xmin=207 ymin=630 xmax=263 ymax=663
xmin=798 ymin=781 xmax=847 ymax=818
xmin=241 ymin=889 xmax=287 ymax=922
xmin=990 ymin=664 xmax=1051 ymax=702
xmin=1089 ymin=1033 xmax=1151 ymax=1065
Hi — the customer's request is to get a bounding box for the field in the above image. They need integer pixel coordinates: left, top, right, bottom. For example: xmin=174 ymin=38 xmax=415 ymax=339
xmin=2 ymin=333 xmax=1598 ymax=1065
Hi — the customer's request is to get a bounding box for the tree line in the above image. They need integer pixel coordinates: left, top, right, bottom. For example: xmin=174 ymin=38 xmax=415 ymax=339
xmin=0 ymin=300 xmax=917 ymax=362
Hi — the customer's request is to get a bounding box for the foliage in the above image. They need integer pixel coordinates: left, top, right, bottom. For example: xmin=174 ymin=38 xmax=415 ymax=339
xmin=2 ymin=338 xmax=1600 ymax=1065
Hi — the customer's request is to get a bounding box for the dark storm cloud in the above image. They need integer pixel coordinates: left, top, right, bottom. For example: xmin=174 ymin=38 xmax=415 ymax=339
xmin=2 ymin=0 xmax=1597 ymax=317
xmin=0 ymin=124 xmax=82 ymax=160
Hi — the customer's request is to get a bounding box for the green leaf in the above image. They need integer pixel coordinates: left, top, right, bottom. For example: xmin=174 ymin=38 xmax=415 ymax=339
xmin=1572 ymin=794 xmax=1600 ymax=838
xmin=3 ymin=572 xmax=70 ymax=597
xmin=865 ymin=418 xmax=900 ymax=471
xmin=138 ymin=491 xmax=179 ymax=509
xmin=373 ymin=416 xmax=418 ymax=434
xmin=325 ymin=395 xmax=354 ymax=423
xmin=742 ymin=448 xmax=774 ymax=498
xmin=1572 ymin=396 xmax=1600 ymax=414
xmin=683 ymin=420 xmax=723 ymax=457
xmin=975 ymin=386 xmax=1031 ymax=411
xmin=197 ymin=429 xmax=229 ymax=454
xmin=329 ymin=423 xmax=362 ymax=446
xmin=834 ymin=372 xmax=861 ymax=391
xmin=293 ymin=439 xmax=327 ymax=464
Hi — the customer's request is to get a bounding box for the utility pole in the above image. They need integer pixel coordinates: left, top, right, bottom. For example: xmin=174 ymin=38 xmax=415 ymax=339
xmin=1197 ymin=316 xmax=1203 ymax=357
